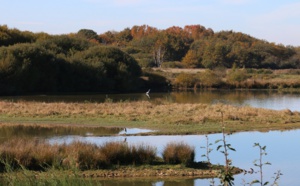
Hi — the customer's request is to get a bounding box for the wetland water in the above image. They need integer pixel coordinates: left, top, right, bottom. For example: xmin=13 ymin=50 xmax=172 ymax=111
xmin=48 ymin=130 xmax=300 ymax=185
xmin=1 ymin=90 xmax=300 ymax=185
xmin=1 ymin=89 xmax=300 ymax=111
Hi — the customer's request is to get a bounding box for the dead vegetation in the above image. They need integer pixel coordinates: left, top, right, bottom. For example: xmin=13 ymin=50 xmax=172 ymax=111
xmin=0 ymin=100 xmax=300 ymax=134
xmin=0 ymin=139 xmax=157 ymax=171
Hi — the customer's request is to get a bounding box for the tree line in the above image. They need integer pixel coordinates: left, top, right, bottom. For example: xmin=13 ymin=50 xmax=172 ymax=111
xmin=0 ymin=24 xmax=300 ymax=94
xmin=0 ymin=25 xmax=153 ymax=95
xmin=96 ymin=24 xmax=300 ymax=69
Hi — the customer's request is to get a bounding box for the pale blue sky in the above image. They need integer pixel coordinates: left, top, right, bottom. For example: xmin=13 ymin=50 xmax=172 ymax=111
xmin=1 ymin=0 xmax=300 ymax=46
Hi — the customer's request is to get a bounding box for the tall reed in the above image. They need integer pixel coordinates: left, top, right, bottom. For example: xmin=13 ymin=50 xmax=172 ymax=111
xmin=0 ymin=139 xmax=158 ymax=172
xmin=162 ymin=142 xmax=195 ymax=165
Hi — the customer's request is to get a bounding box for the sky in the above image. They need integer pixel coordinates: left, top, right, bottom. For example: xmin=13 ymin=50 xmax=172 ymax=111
xmin=1 ymin=0 xmax=300 ymax=46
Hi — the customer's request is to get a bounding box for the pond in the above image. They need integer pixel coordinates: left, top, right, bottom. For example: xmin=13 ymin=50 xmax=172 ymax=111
xmin=48 ymin=129 xmax=299 ymax=185
xmin=1 ymin=90 xmax=300 ymax=111
xmin=0 ymin=123 xmax=298 ymax=185
xmin=1 ymin=90 xmax=300 ymax=185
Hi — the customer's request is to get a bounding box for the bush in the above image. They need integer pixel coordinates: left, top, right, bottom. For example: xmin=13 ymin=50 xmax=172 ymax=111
xmin=199 ymin=69 xmax=222 ymax=88
xmin=101 ymin=142 xmax=156 ymax=165
xmin=226 ymin=68 xmax=249 ymax=85
xmin=162 ymin=142 xmax=195 ymax=165
xmin=100 ymin=142 xmax=131 ymax=165
xmin=130 ymin=144 xmax=157 ymax=164
xmin=174 ymin=73 xmax=199 ymax=89
xmin=65 ymin=142 xmax=108 ymax=170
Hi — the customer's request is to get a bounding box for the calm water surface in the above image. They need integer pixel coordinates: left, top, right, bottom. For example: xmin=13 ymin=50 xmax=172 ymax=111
xmin=1 ymin=90 xmax=300 ymax=185
xmin=49 ymin=129 xmax=300 ymax=186
xmin=1 ymin=90 xmax=300 ymax=111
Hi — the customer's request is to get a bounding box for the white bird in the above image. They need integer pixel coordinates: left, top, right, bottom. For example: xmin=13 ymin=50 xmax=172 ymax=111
xmin=146 ymin=89 xmax=150 ymax=99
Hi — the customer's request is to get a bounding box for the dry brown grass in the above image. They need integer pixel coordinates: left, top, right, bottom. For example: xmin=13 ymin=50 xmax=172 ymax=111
xmin=163 ymin=142 xmax=195 ymax=165
xmin=0 ymin=100 xmax=300 ymax=134
xmin=0 ymin=138 xmax=61 ymax=170
xmin=0 ymin=139 xmax=157 ymax=171
xmin=151 ymin=68 xmax=300 ymax=89
xmin=152 ymin=68 xmax=206 ymax=74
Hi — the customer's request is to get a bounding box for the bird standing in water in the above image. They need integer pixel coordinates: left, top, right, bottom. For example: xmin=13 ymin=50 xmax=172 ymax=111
xmin=146 ymin=89 xmax=150 ymax=99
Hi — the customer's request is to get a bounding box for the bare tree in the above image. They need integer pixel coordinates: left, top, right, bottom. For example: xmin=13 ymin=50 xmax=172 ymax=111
xmin=153 ymin=44 xmax=165 ymax=67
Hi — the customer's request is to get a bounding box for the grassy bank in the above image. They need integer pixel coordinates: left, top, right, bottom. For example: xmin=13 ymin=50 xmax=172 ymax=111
xmin=0 ymin=164 xmax=239 ymax=185
xmin=0 ymin=99 xmax=293 ymax=183
xmin=150 ymin=68 xmax=300 ymax=90
xmin=0 ymin=100 xmax=300 ymax=134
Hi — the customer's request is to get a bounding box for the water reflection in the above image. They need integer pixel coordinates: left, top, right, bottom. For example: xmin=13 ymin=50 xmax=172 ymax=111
xmin=118 ymin=128 xmax=155 ymax=135
xmin=1 ymin=90 xmax=300 ymax=111
xmin=94 ymin=178 xmax=197 ymax=186
xmin=0 ymin=124 xmax=122 ymax=140
xmin=0 ymin=124 xmax=156 ymax=143
xmin=1 ymin=124 xmax=298 ymax=185
xmin=1 ymin=90 xmax=300 ymax=185
xmin=48 ymin=130 xmax=300 ymax=185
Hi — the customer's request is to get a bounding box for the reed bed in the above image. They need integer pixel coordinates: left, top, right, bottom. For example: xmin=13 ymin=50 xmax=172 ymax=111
xmin=0 ymin=100 xmax=300 ymax=134
xmin=0 ymin=139 xmax=157 ymax=172
xmin=162 ymin=142 xmax=195 ymax=165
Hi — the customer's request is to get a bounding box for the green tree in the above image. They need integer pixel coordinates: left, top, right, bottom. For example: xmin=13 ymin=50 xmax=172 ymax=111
xmin=38 ymin=35 xmax=92 ymax=58
xmin=0 ymin=43 xmax=64 ymax=93
xmin=0 ymin=25 xmax=35 ymax=46
xmin=73 ymin=46 xmax=142 ymax=91
xmin=77 ymin=29 xmax=98 ymax=40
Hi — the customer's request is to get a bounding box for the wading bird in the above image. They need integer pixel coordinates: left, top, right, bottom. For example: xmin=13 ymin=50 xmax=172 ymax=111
xmin=146 ymin=89 xmax=150 ymax=99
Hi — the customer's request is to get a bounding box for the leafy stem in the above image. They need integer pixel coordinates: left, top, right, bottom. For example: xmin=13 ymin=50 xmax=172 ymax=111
xmin=250 ymin=143 xmax=282 ymax=186
xmin=216 ymin=110 xmax=236 ymax=186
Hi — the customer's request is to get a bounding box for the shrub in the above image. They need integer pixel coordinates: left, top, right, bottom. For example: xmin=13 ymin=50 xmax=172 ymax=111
xmin=226 ymin=68 xmax=249 ymax=87
xmin=100 ymin=142 xmax=130 ymax=165
xmin=162 ymin=142 xmax=195 ymax=165
xmin=174 ymin=73 xmax=199 ymax=89
xmin=100 ymin=142 xmax=157 ymax=165
xmin=199 ymin=69 xmax=222 ymax=88
xmin=130 ymin=144 xmax=157 ymax=164
xmin=65 ymin=142 xmax=108 ymax=170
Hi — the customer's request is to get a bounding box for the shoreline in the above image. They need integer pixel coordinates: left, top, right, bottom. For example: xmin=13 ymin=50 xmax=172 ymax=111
xmin=0 ymin=100 xmax=292 ymax=181
xmin=0 ymin=100 xmax=300 ymax=135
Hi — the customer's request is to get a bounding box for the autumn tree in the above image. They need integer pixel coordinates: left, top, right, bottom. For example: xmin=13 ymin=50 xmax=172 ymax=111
xmin=131 ymin=25 xmax=158 ymax=39
xmin=182 ymin=50 xmax=199 ymax=68
xmin=183 ymin=24 xmax=214 ymax=40
xmin=115 ymin=28 xmax=133 ymax=46
xmin=99 ymin=31 xmax=118 ymax=45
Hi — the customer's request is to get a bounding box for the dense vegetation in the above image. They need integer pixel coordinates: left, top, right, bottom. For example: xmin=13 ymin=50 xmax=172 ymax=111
xmin=0 ymin=25 xmax=149 ymax=95
xmin=1 ymin=24 xmax=300 ymax=95
xmin=97 ymin=24 xmax=300 ymax=69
